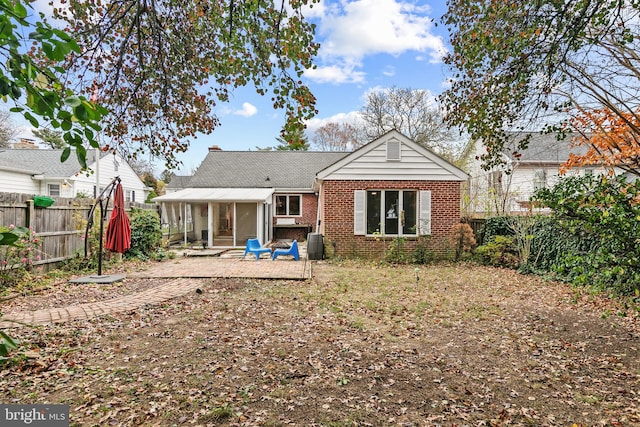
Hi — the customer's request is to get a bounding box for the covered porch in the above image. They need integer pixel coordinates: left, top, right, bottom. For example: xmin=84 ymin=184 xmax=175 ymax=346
xmin=153 ymin=188 xmax=274 ymax=248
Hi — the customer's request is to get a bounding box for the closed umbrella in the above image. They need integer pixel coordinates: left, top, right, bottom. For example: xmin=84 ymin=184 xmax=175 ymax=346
xmin=104 ymin=182 xmax=131 ymax=253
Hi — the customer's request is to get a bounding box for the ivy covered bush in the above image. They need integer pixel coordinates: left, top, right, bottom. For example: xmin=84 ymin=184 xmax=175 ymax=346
xmin=478 ymin=175 xmax=640 ymax=295
xmin=126 ymin=208 xmax=163 ymax=261
xmin=533 ymin=174 xmax=640 ymax=295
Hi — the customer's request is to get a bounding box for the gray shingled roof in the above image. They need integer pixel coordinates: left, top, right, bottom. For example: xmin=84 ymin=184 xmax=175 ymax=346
xmin=0 ymin=149 xmax=99 ymax=176
xmin=189 ymin=151 xmax=348 ymax=189
xmin=504 ymin=132 xmax=588 ymax=164
xmin=166 ymin=175 xmax=191 ymax=189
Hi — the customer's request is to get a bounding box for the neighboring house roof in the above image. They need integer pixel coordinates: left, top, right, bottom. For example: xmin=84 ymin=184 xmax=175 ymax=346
xmin=188 ymin=151 xmax=348 ymax=190
xmin=166 ymin=175 xmax=191 ymax=190
xmin=502 ymin=132 xmax=588 ymax=164
xmin=0 ymin=149 xmax=100 ymax=177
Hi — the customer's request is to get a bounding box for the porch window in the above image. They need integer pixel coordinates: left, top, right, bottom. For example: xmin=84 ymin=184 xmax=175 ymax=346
xmin=357 ymin=189 xmax=424 ymax=236
xmin=275 ymin=195 xmax=301 ymax=216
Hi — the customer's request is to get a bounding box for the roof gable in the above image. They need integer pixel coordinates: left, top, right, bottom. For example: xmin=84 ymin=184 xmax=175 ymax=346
xmin=316 ymin=130 xmax=469 ymax=181
xmin=501 ymin=132 xmax=588 ymax=164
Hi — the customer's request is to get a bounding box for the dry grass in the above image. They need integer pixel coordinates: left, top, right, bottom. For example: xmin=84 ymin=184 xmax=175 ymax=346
xmin=1 ymin=260 xmax=639 ymax=426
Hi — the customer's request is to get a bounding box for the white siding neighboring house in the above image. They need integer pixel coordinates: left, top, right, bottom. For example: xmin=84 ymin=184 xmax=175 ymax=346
xmin=0 ymin=148 xmax=149 ymax=201
xmin=465 ymin=132 xmax=598 ymax=217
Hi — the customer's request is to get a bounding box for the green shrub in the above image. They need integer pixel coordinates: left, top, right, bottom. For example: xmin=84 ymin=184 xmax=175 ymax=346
xmin=126 ymin=208 xmax=162 ymax=260
xmin=384 ymin=237 xmax=408 ymax=264
xmin=411 ymin=239 xmax=434 ymax=264
xmin=0 ymin=226 xmax=42 ymax=289
xmin=475 ymin=235 xmax=519 ymax=268
xmin=145 ymin=190 xmax=158 ymax=203
xmin=479 ymin=216 xmax=513 ymax=245
xmin=533 ymin=174 xmax=640 ymax=295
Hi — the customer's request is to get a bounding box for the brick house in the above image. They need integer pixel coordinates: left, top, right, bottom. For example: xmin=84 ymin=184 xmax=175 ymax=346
xmin=315 ymin=130 xmax=468 ymax=258
xmin=153 ymin=130 xmax=467 ymax=257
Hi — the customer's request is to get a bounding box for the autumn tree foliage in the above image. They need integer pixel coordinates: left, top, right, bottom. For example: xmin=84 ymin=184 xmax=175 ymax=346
xmin=561 ymin=108 xmax=640 ymax=176
xmin=441 ymin=0 xmax=640 ymax=171
xmin=40 ymin=0 xmax=320 ymax=168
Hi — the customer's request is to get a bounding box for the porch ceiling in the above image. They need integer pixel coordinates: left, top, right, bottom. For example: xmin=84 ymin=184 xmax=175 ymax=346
xmin=153 ymin=188 xmax=274 ymax=203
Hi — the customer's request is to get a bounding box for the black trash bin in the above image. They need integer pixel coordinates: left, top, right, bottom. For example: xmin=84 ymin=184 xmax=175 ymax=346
xmin=307 ymin=233 xmax=324 ymax=260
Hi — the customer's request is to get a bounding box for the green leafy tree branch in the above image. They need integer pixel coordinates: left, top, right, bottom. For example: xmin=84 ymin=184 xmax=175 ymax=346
xmin=0 ymin=0 xmax=106 ymax=167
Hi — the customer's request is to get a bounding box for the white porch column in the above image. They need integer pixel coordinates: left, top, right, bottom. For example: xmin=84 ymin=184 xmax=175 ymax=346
xmin=208 ymin=202 xmax=213 ymax=247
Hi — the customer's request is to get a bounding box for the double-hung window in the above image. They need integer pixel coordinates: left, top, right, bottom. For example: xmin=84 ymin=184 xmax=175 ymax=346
xmin=354 ymin=189 xmax=432 ymax=236
xmin=48 ymin=184 xmax=60 ymax=197
xmin=275 ymin=195 xmax=301 ymax=216
xmin=533 ymin=169 xmax=547 ymax=191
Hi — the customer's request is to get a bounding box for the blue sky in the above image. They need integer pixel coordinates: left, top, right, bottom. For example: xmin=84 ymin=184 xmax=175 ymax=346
xmin=19 ymin=0 xmax=453 ymax=174
xmin=177 ymin=0 xmax=452 ymax=173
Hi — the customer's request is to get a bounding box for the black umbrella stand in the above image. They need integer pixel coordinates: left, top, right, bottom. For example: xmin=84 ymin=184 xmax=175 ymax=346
xmin=69 ymin=176 xmax=126 ymax=284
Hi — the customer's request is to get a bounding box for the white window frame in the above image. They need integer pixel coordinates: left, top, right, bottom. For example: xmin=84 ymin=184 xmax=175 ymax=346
xmin=48 ymin=183 xmax=60 ymax=196
xmin=354 ymin=189 xmax=431 ymax=237
xmin=275 ymin=194 xmax=302 ymax=217
xmin=533 ymin=169 xmax=547 ymax=191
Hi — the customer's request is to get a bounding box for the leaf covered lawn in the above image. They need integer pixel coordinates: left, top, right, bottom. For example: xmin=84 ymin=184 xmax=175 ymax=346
xmin=1 ymin=261 xmax=639 ymax=426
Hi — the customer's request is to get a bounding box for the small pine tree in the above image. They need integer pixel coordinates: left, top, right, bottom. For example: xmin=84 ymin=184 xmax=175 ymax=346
xmin=450 ymin=223 xmax=477 ymax=261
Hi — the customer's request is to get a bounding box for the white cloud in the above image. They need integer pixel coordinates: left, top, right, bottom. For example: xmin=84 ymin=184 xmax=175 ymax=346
xmin=305 ymin=110 xmax=363 ymax=135
xmin=304 ymin=64 xmax=366 ymax=84
xmin=382 ymin=65 xmax=396 ymax=77
xmin=317 ymin=0 xmax=446 ymax=63
xmin=232 ymin=102 xmax=258 ymax=117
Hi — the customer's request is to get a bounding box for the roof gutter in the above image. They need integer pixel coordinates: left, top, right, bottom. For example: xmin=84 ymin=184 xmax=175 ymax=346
xmin=0 ymin=166 xmax=42 ymax=175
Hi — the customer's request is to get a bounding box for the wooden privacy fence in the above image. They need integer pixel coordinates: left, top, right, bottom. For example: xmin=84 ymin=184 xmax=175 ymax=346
xmin=0 ymin=192 xmax=156 ymax=268
xmin=462 ymin=217 xmax=486 ymax=244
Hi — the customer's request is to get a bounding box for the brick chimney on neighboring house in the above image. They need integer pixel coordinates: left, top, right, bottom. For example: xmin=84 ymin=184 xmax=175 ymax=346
xmin=209 ymin=145 xmax=222 ymax=151
xmin=12 ymin=138 xmax=38 ymax=149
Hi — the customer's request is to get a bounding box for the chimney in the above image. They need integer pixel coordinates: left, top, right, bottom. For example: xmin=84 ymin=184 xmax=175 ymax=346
xmin=209 ymin=145 xmax=222 ymax=151
xmin=12 ymin=138 xmax=39 ymax=149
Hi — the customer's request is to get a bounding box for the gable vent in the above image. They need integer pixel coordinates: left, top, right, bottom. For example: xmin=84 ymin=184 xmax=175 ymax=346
xmin=386 ymin=139 xmax=401 ymax=161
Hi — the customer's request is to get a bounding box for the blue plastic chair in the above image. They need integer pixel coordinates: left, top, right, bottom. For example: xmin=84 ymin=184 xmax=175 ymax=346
xmin=272 ymin=240 xmax=299 ymax=261
xmin=244 ymin=238 xmax=272 ymax=260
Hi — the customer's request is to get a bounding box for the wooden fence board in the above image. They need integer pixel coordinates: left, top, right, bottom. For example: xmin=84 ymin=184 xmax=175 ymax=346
xmin=0 ymin=192 xmax=156 ymax=269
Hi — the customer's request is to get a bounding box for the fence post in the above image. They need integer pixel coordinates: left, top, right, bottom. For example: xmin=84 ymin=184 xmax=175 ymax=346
xmin=26 ymin=199 xmax=34 ymax=229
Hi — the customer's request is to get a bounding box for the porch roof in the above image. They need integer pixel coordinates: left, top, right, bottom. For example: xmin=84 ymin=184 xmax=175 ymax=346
xmin=153 ymin=188 xmax=274 ymax=203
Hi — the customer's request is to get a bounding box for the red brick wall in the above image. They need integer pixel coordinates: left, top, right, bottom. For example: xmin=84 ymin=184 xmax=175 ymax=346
xmin=272 ymin=193 xmax=318 ymax=241
xmin=321 ymin=180 xmax=462 ymax=258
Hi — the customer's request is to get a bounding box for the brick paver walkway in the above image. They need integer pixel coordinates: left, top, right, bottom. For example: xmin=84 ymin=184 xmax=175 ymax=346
xmin=1 ymin=252 xmax=312 ymax=329
xmin=0 ymin=278 xmax=199 ymax=329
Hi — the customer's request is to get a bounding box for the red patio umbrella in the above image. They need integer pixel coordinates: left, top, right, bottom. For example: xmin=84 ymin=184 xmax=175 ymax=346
xmin=104 ymin=182 xmax=131 ymax=253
